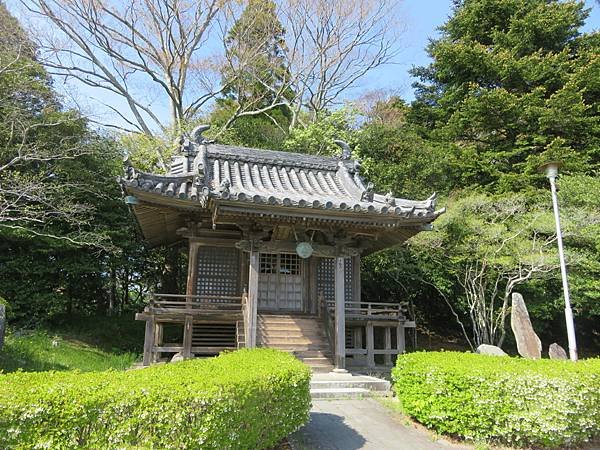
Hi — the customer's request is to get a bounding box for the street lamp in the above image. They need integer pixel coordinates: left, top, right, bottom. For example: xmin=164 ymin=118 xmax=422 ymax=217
xmin=538 ymin=161 xmax=578 ymax=361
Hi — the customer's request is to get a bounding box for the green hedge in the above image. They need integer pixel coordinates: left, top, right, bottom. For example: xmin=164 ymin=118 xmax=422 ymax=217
xmin=0 ymin=348 xmax=311 ymax=449
xmin=392 ymin=351 xmax=600 ymax=448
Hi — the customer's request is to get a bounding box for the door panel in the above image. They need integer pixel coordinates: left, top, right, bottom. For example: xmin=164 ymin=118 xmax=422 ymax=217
xmin=258 ymin=253 xmax=303 ymax=311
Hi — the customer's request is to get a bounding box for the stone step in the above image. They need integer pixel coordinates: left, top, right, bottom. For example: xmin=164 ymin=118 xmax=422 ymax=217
xmin=310 ymin=387 xmax=371 ymax=399
xmin=310 ymin=379 xmax=390 ymax=392
xmin=298 ymin=357 xmax=332 ymax=365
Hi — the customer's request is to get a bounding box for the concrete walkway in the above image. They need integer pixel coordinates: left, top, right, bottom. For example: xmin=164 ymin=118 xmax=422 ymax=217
xmin=289 ymin=399 xmax=470 ymax=450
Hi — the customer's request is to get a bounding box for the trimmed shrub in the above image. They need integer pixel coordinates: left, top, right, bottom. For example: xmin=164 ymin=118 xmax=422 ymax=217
xmin=0 ymin=348 xmax=311 ymax=449
xmin=392 ymin=351 xmax=600 ymax=448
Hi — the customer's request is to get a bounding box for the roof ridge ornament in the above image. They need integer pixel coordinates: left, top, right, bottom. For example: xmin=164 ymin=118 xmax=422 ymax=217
xmin=361 ymin=182 xmax=375 ymax=202
xmin=191 ymin=124 xmax=212 ymax=144
xmin=334 ymin=140 xmax=352 ymax=160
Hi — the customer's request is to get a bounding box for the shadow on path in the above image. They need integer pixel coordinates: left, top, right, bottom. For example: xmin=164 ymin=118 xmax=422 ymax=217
xmin=291 ymin=412 xmax=366 ymax=450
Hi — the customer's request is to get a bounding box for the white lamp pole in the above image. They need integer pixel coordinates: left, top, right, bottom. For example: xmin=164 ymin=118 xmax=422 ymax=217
xmin=539 ymin=162 xmax=578 ymax=361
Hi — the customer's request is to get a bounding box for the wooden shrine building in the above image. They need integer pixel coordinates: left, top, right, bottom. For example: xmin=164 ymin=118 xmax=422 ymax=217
xmin=121 ymin=126 xmax=444 ymax=371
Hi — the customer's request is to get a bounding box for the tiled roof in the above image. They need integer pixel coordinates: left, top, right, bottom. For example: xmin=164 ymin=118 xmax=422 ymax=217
xmin=122 ymin=136 xmax=444 ymax=223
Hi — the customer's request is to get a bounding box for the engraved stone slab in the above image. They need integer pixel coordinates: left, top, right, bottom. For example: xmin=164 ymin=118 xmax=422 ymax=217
xmin=549 ymin=342 xmax=568 ymax=360
xmin=476 ymin=344 xmax=508 ymax=356
xmin=511 ymin=292 xmax=542 ymax=359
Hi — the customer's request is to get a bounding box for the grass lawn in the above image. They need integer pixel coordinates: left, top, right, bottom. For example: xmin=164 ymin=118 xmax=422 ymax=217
xmin=0 ymin=330 xmax=138 ymax=372
xmin=0 ymin=314 xmax=143 ymax=373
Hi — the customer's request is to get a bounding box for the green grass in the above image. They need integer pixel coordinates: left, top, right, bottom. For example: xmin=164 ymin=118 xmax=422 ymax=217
xmin=0 ymin=330 xmax=138 ymax=373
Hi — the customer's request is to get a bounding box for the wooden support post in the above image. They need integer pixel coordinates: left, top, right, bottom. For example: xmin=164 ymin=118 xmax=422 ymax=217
xmin=397 ymin=323 xmax=406 ymax=355
xmin=142 ymin=316 xmax=155 ymax=366
xmin=353 ymin=327 xmax=363 ymax=349
xmin=186 ymin=241 xmax=199 ymax=301
xmin=366 ymin=322 xmax=375 ymax=369
xmin=247 ymin=251 xmax=259 ymax=348
xmin=384 ymin=327 xmax=392 ymax=366
xmin=182 ymin=315 xmax=193 ymax=359
xmin=152 ymin=322 xmax=163 ymax=363
xmin=334 ymin=257 xmax=346 ymax=372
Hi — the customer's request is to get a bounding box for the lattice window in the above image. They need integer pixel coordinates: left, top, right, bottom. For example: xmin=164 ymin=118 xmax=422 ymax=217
xmin=260 ymin=253 xmax=277 ymax=274
xmin=196 ymin=246 xmax=240 ymax=297
xmin=344 ymin=258 xmax=353 ymax=303
xmin=317 ymin=258 xmax=335 ymax=303
xmin=316 ymin=257 xmax=353 ymax=303
xmin=280 ymin=253 xmax=300 ymax=275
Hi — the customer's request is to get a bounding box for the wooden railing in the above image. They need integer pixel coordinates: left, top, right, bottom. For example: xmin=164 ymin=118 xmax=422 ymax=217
xmin=145 ymin=293 xmax=242 ymax=315
xmin=325 ymin=300 xmax=409 ymax=321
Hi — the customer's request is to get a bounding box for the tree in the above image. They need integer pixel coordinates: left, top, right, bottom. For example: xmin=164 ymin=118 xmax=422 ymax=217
xmin=412 ymin=192 xmax=560 ymax=348
xmin=222 ymin=0 xmax=290 ymax=110
xmin=0 ymin=2 xmax=112 ymax=249
xmin=409 ymin=0 xmax=599 ymax=192
xmin=22 ymin=0 xmax=403 ymax=162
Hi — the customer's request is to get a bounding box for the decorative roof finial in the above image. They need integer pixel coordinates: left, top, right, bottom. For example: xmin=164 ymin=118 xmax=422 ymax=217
xmin=192 ymin=124 xmax=211 ymax=144
xmin=334 ymin=139 xmax=352 ymax=160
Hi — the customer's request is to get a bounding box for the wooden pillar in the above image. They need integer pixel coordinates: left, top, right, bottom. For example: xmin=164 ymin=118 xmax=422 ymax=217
xmin=397 ymin=322 xmax=406 ymax=355
xmin=182 ymin=315 xmax=193 ymax=358
xmin=153 ymin=322 xmax=163 ymax=363
xmin=247 ymin=251 xmax=259 ymax=348
xmin=366 ymin=322 xmax=375 ymax=369
xmin=384 ymin=327 xmax=392 ymax=366
xmin=334 ymin=256 xmax=346 ymax=372
xmin=186 ymin=241 xmax=199 ymax=300
xmin=353 ymin=327 xmax=362 ymax=350
xmin=142 ymin=316 xmax=155 ymax=366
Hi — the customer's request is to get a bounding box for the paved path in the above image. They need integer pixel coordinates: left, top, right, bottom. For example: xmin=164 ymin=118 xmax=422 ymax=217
xmin=289 ymin=399 xmax=470 ymax=450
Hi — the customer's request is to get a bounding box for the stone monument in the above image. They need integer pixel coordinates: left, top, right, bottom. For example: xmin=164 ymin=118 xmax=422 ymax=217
xmin=511 ymin=292 xmax=542 ymax=359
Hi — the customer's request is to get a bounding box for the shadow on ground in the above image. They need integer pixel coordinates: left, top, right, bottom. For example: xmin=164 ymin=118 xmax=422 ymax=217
xmin=290 ymin=412 xmax=366 ymax=450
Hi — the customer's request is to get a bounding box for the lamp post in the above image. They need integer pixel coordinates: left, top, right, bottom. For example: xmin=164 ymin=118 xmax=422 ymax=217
xmin=538 ymin=162 xmax=578 ymax=361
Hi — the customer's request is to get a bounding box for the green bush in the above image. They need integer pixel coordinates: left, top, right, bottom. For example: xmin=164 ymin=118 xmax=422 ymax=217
xmin=392 ymin=351 xmax=600 ymax=448
xmin=0 ymin=349 xmax=311 ymax=449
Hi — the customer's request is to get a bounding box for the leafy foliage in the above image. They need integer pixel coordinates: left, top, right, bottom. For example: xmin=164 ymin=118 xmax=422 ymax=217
xmin=0 ymin=349 xmax=311 ymax=449
xmin=410 ymin=0 xmax=599 ymax=192
xmin=393 ymin=351 xmax=600 ymax=447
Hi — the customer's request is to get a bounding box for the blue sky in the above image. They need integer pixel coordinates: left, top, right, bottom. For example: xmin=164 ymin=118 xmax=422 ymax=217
xmin=370 ymin=0 xmax=600 ymax=102
xmin=13 ymin=0 xmax=600 ymax=130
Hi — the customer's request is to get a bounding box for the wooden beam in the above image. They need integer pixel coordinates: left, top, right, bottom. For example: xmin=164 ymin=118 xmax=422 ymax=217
xmin=142 ymin=317 xmax=155 ymax=366
xmin=236 ymin=239 xmax=361 ymax=257
xmin=334 ymin=256 xmax=346 ymax=371
xmin=247 ymin=251 xmax=259 ymax=348
xmin=182 ymin=315 xmax=193 ymax=358
xmin=366 ymin=322 xmax=375 ymax=369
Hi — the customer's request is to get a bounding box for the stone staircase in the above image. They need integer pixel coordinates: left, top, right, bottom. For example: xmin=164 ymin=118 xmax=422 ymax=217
xmin=257 ymin=314 xmax=334 ymax=373
xmin=310 ymin=372 xmax=391 ymax=399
